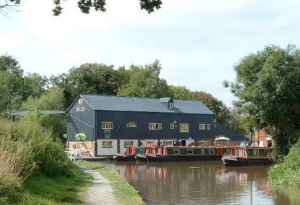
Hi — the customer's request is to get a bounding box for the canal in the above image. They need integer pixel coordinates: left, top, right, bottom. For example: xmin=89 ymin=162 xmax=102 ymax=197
xmin=102 ymin=161 xmax=291 ymax=205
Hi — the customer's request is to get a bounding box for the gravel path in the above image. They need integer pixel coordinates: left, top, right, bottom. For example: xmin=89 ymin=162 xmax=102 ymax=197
xmin=76 ymin=164 xmax=118 ymax=205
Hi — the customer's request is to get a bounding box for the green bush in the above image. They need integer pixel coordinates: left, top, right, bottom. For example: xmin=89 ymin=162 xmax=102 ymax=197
xmin=269 ymin=140 xmax=300 ymax=187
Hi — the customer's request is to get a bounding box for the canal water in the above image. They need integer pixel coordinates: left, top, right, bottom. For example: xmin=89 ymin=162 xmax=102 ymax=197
xmin=102 ymin=161 xmax=291 ymax=205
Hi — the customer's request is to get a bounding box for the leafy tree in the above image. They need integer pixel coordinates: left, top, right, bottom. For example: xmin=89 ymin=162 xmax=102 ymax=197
xmin=0 ymin=54 xmax=23 ymax=76
xmin=190 ymin=91 xmax=231 ymax=128
xmin=0 ymin=71 xmax=21 ymax=113
xmin=1 ymin=0 xmax=162 ymax=16
xmin=51 ymin=63 xmax=124 ymax=108
xmin=169 ymin=85 xmax=191 ymax=100
xmin=118 ymin=60 xmax=171 ymax=98
xmin=20 ymin=87 xmax=66 ymax=140
xmin=0 ymin=54 xmax=49 ymax=114
xmin=223 ymin=45 xmax=300 ymax=161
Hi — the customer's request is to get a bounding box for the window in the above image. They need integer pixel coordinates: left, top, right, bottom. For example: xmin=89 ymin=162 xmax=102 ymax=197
xmin=170 ymin=123 xmax=175 ymax=129
xmin=102 ymin=141 xmax=113 ymax=148
xmin=169 ymin=102 xmax=174 ymax=109
xmin=102 ymin=122 xmax=113 ymax=129
xmin=76 ymin=105 xmax=85 ymax=112
xmin=187 ymin=149 xmax=193 ymax=154
xmin=207 ymin=124 xmax=211 ymax=130
xmin=199 ymin=124 xmax=205 ymax=130
xmin=174 ymin=149 xmax=180 ymax=154
xmin=162 ymin=141 xmax=173 ymax=146
xmin=124 ymin=140 xmax=134 ymax=147
xmin=126 ymin=122 xmax=137 ymax=128
xmin=149 ymin=123 xmax=162 ymax=130
xmin=78 ymin=99 xmax=83 ymax=104
xmin=180 ymin=123 xmax=189 ymax=132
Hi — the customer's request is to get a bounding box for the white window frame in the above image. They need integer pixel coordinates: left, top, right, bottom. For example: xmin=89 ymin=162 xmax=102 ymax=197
xmin=179 ymin=123 xmax=189 ymax=133
xmin=126 ymin=122 xmax=137 ymax=128
xmin=124 ymin=140 xmax=134 ymax=147
xmin=102 ymin=140 xmax=113 ymax=148
xmin=199 ymin=123 xmax=206 ymax=130
xmin=149 ymin=123 xmax=162 ymax=130
xmin=170 ymin=123 xmax=175 ymax=129
xmin=207 ymin=124 xmax=211 ymax=130
xmin=102 ymin=122 xmax=113 ymax=129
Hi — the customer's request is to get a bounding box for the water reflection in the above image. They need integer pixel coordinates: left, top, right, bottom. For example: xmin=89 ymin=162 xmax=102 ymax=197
xmin=103 ymin=161 xmax=290 ymax=205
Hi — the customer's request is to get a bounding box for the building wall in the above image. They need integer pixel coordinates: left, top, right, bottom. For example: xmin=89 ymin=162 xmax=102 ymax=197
xmin=254 ymin=130 xmax=271 ymax=147
xmin=95 ymin=111 xmax=217 ymax=141
xmin=67 ymin=98 xmax=95 ymax=142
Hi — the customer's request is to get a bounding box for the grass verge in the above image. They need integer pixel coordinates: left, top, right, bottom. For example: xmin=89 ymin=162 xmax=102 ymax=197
xmin=2 ymin=163 xmax=92 ymax=205
xmin=76 ymin=160 xmax=145 ymax=205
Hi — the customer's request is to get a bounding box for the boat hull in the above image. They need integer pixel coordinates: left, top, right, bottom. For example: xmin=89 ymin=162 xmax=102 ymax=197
xmin=222 ymin=156 xmax=273 ymax=166
xmin=147 ymin=155 xmax=222 ymax=163
xmin=113 ymin=154 xmax=136 ymax=162
xmin=135 ymin=154 xmax=148 ymax=163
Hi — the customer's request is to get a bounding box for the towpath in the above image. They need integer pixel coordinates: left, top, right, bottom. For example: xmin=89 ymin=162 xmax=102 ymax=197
xmin=76 ymin=164 xmax=118 ymax=205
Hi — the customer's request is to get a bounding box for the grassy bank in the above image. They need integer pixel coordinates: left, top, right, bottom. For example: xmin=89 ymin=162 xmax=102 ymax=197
xmin=76 ymin=160 xmax=145 ymax=205
xmin=1 ymin=163 xmax=91 ymax=205
xmin=268 ymin=140 xmax=300 ymax=204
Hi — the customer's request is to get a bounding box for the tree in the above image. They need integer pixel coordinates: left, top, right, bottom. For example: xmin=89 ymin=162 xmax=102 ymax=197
xmin=223 ymin=45 xmax=300 ymax=161
xmin=118 ymin=60 xmax=171 ymax=98
xmin=0 ymin=54 xmax=23 ymax=76
xmin=169 ymin=85 xmax=191 ymax=100
xmin=51 ymin=63 xmax=124 ymax=108
xmin=1 ymin=0 xmax=162 ymax=16
xmin=21 ymin=87 xmax=67 ymax=140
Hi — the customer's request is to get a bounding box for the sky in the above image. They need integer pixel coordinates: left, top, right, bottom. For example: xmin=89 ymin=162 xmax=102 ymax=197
xmin=2 ymin=0 xmax=300 ymax=107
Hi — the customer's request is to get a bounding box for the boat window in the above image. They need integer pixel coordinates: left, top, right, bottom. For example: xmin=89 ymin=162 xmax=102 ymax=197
xmin=174 ymin=149 xmax=179 ymax=154
xmin=187 ymin=149 xmax=193 ymax=154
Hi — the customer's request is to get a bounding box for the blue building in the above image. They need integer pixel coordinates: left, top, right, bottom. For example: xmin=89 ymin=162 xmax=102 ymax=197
xmin=66 ymin=94 xmax=244 ymax=157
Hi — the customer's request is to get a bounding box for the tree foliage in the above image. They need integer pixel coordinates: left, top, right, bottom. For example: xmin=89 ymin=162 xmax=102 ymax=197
xmin=224 ymin=45 xmax=300 ymax=161
xmin=51 ymin=63 xmax=124 ymax=108
xmin=169 ymin=85 xmax=191 ymax=100
xmin=0 ymin=54 xmax=48 ymax=115
xmin=1 ymin=0 xmax=162 ymax=16
xmin=118 ymin=60 xmax=171 ymax=98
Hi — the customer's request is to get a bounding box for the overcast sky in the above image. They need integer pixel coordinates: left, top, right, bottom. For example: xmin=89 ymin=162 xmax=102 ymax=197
xmin=2 ymin=0 xmax=300 ymax=107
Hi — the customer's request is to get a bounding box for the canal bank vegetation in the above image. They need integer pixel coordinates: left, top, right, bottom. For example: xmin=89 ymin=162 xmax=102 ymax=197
xmin=0 ymin=115 xmax=89 ymax=204
xmin=268 ymin=139 xmax=300 ymax=187
xmin=76 ymin=160 xmax=145 ymax=205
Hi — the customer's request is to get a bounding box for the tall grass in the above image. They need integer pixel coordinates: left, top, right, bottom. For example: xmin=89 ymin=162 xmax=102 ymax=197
xmin=0 ymin=115 xmax=73 ymax=204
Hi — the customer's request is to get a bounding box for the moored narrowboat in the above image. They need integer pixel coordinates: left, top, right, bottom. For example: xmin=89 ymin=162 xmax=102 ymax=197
xmin=145 ymin=146 xmax=231 ymax=163
xmin=113 ymin=146 xmax=148 ymax=162
xmin=221 ymin=146 xmax=273 ymax=166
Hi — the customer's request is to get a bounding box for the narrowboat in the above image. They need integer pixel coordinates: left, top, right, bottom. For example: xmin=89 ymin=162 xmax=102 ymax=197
xmin=135 ymin=147 xmax=157 ymax=163
xmin=113 ymin=146 xmax=148 ymax=162
xmin=145 ymin=146 xmax=231 ymax=163
xmin=221 ymin=146 xmax=273 ymax=166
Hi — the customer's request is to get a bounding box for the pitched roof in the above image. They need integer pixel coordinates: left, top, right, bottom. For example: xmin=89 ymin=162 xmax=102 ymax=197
xmin=78 ymin=94 xmax=214 ymax=115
